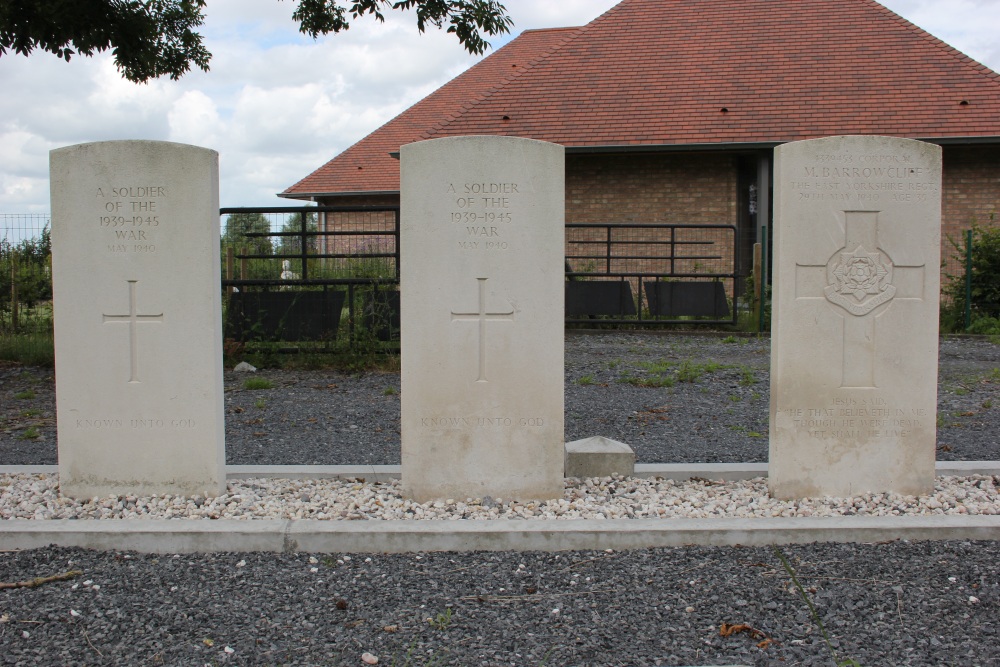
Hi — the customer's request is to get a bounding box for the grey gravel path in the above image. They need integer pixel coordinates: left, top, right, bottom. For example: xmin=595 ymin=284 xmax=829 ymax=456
xmin=3 ymin=334 xmax=999 ymax=666
xmin=1 ymin=541 xmax=997 ymax=666
xmin=3 ymin=333 xmax=999 ymax=465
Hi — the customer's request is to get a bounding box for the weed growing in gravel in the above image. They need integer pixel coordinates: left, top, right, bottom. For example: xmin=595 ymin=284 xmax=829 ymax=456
xmin=739 ymin=366 xmax=756 ymax=386
xmin=20 ymin=408 xmax=40 ymax=417
xmin=577 ymin=375 xmax=596 ymax=386
xmin=620 ymin=371 xmax=676 ymax=388
xmin=721 ymin=335 xmax=737 ymax=343
xmin=19 ymin=426 xmax=40 ymax=440
xmin=773 ymin=547 xmax=862 ymax=666
xmin=676 ymin=359 xmax=727 ymax=382
xmin=254 ymin=398 xmax=267 ymax=410
xmin=751 ymin=392 xmax=762 ymax=401
xmin=428 ymin=607 xmax=453 ymax=630
xmin=983 ymin=399 xmax=993 ymax=409
xmin=383 ymin=386 xmax=398 ymax=396
xmin=618 ymin=360 xmax=680 ymax=388
xmin=13 ymin=389 xmax=35 ymax=400
xmin=637 ymin=360 xmax=675 ymax=374
xmin=728 ymin=394 xmax=742 ymax=403
xmin=243 ymin=378 xmax=274 ymax=390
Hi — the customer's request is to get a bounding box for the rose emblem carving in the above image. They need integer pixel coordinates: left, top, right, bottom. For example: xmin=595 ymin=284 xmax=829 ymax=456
xmin=824 ymin=245 xmax=896 ymax=316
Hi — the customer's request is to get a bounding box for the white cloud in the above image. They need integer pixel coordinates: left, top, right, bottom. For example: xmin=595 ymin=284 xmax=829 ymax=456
xmin=168 ymin=90 xmax=223 ymax=147
xmin=0 ymin=0 xmax=997 ymax=213
xmin=0 ymin=129 xmax=51 ymax=179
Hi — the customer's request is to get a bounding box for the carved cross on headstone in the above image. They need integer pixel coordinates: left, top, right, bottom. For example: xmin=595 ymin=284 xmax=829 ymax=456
xmin=451 ymin=277 xmax=514 ymax=382
xmin=102 ymin=279 xmax=163 ymax=383
xmin=795 ymin=211 xmax=925 ymax=387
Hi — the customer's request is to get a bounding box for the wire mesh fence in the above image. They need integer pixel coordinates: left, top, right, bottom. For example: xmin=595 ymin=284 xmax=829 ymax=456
xmin=1 ymin=214 xmax=52 ymax=335
xmin=220 ymin=207 xmax=398 ymax=284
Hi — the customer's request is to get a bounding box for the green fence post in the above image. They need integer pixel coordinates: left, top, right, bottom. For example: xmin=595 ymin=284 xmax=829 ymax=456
xmin=758 ymin=225 xmax=768 ymax=333
xmin=965 ymin=229 xmax=973 ymax=331
xmin=9 ymin=253 xmax=18 ymax=333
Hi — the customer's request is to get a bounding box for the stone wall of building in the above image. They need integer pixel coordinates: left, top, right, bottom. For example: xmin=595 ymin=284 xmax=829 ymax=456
xmin=942 ymin=145 xmax=1000 ymax=278
xmin=566 ymin=152 xmax=739 ymax=224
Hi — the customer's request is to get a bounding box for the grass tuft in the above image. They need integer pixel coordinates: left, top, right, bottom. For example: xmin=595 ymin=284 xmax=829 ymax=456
xmin=19 ymin=426 xmax=40 ymax=440
xmin=243 ymin=377 xmax=274 ymax=391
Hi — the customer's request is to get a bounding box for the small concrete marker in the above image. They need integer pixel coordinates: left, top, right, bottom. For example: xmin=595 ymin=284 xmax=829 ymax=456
xmin=565 ymin=436 xmax=635 ymax=478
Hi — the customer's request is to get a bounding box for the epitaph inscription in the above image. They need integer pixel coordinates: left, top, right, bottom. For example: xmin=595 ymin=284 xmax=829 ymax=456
xmin=451 ymin=182 xmax=517 ymax=251
xmin=98 ymin=186 xmax=167 ymax=254
xmin=770 ymin=136 xmax=940 ymax=499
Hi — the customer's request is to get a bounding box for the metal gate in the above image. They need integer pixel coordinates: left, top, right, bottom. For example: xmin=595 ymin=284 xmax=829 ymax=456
xmin=565 ymin=223 xmax=741 ymax=326
xmin=220 ymin=206 xmax=400 ymax=345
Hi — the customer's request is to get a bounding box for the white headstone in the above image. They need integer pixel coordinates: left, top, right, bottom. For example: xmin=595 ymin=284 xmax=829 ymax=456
xmin=51 ymin=140 xmax=226 ymax=499
xmin=770 ymin=135 xmax=941 ymax=499
xmin=400 ymin=136 xmax=565 ymax=502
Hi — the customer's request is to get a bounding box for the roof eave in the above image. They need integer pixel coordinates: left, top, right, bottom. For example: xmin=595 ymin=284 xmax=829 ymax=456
xmin=277 ymin=190 xmax=401 ymax=200
xmin=565 ymin=135 xmax=1000 ymax=154
xmin=565 ymin=141 xmax=780 ymax=154
xmin=920 ymin=135 xmax=1000 ymax=145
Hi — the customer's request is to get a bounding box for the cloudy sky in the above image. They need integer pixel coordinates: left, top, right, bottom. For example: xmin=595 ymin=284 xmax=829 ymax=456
xmin=2 ymin=0 xmax=998 ymax=215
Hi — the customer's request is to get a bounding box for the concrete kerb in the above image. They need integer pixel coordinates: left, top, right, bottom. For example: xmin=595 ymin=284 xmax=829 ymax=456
xmin=2 ymin=516 xmax=998 ymax=555
xmin=4 ymin=461 xmax=997 ymax=481
xmin=2 ymin=462 xmax=998 ymax=554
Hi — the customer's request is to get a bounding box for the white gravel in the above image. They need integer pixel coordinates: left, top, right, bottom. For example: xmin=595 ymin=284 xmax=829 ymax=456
xmin=2 ymin=473 xmax=997 ymax=521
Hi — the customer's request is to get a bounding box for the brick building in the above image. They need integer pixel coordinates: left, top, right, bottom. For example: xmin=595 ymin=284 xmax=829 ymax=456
xmin=282 ymin=0 xmax=1000 ymax=296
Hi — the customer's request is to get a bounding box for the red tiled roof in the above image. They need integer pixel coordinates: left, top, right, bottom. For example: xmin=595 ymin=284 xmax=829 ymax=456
xmin=281 ymin=27 xmax=579 ymax=198
xmin=284 ymin=0 xmax=1000 ymax=198
xmin=425 ymin=0 xmax=1000 ymax=145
